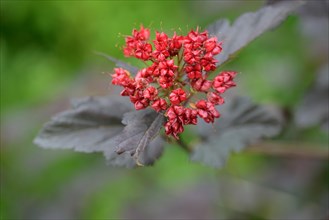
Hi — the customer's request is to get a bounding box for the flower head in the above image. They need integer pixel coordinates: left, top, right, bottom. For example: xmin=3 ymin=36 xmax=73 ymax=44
xmin=111 ymin=26 xmax=238 ymax=138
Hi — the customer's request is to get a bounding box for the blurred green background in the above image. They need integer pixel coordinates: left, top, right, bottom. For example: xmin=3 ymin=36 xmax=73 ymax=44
xmin=1 ymin=1 xmax=328 ymax=219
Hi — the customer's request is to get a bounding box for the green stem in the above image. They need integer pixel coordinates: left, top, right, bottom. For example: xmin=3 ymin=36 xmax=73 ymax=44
xmin=176 ymin=135 xmax=193 ymax=153
xmin=174 ymin=138 xmax=329 ymax=160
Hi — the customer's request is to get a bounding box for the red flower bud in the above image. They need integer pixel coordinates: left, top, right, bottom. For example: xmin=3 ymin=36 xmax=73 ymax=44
xmin=213 ymin=71 xmax=237 ymax=93
xmin=207 ymin=92 xmax=224 ymax=105
xmin=191 ymin=78 xmax=212 ymax=92
xmin=143 ymin=86 xmax=158 ymax=100
xmin=196 ymin=100 xmax=220 ymax=123
xmin=111 ymin=68 xmax=133 ymax=87
xmin=151 ymin=98 xmax=168 ymax=112
xmin=169 ymin=88 xmax=187 ymax=105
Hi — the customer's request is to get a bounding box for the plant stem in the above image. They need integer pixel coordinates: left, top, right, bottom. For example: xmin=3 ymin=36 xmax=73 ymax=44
xmin=246 ymin=141 xmax=329 ymax=160
xmin=176 ymin=135 xmax=192 ymax=153
xmin=175 ymin=138 xmax=329 ymax=160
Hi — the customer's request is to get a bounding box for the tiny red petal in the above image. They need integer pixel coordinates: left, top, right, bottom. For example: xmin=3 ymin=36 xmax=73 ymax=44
xmin=169 ymin=88 xmax=187 ymax=105
xmin=213 ymin=71 xmax=237 ymax=93
xmin=207 ymin=92 xmax=224 ymax=105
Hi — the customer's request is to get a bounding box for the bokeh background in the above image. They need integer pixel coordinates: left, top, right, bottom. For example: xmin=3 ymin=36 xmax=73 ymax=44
xmin=1 ymin=1 xmax=328 ymax=219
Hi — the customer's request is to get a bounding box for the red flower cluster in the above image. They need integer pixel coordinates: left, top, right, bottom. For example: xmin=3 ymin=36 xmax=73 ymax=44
xmin=111 ymin=25 xmax=237 ymax=139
